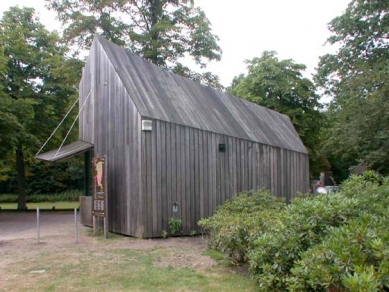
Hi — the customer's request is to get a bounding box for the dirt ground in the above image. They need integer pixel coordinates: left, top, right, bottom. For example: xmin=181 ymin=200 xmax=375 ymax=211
xmin=0 ymin=212 xmax=217 ymax=291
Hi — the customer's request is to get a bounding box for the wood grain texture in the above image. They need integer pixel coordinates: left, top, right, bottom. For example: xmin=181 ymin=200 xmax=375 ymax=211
xmin=77 ymin=36 xmax=310 ymax=238
xmin=79 ymin=40 xmax=143 ymax=237
xmin=139 ymin=120 xmax=309 ymax=236
xmin=96 ymin=36 xmax=307 ymax=155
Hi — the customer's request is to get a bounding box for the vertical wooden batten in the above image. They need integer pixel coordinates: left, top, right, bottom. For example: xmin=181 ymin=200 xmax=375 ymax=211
xmin=76 ymin=36 xmax=310 ymax=238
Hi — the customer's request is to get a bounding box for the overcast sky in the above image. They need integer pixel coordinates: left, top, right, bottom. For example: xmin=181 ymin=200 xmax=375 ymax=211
xmin=0 ymin=0 xmax=350 ymax=87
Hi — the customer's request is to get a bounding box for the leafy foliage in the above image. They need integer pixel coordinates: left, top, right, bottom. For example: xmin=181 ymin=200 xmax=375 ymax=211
xmin=199 ymin=189 xmax=284 ymax=263
xmin=316 ymin=0 xmax=389 ymax=174
xmin=290 ymin=215 xmax=389 ymax=291
xmin=46 ymin=0 xmax=223 ymax=88
xmin=168 ymin=217 xmax=182 ymax=235
xmin=0 ymin=7 xmax=84 ymax=207
xmin=2 ymin=158 xmax=84 ymax=195
xmin=201 ymin=171 xmax=389 ymax=291
xmin=228 ymin=52 xmax=328 ymax=176
xmin=0 ymin=189 xmax=82 ymax=203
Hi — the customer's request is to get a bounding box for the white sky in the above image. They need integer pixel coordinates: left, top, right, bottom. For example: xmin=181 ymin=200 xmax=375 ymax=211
xmin=0 ymin=0 xmax=350 ymax=87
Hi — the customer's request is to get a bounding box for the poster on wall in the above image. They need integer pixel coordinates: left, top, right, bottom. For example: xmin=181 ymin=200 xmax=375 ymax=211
xmin=93 ymin=156 xmax=107 ymax=217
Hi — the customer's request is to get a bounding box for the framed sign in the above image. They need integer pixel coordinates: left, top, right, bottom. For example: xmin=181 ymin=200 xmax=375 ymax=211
xmin=93 ymin=156 xmax=107 ymax=217
xmin=92 ymin=156 xmax=108 ymax=238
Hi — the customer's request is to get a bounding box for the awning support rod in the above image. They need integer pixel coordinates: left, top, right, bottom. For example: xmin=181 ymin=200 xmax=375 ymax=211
xmin=35 ymin=95 xmax=80 ymax=156
xmin=54 ymin=90 xmax=92 ymax=158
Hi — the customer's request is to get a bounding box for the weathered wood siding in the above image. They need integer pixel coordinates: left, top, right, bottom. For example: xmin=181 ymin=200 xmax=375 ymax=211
xmin=79 ymin=37 xmax=310 ymax=238
xmin=141 ymin=119 xmax=309 ymax=237
xmin=98 ymin=36 xmax=307 ymax=155
xmin=79 ymin=41 xmax=144 ymax=237
xmin=79 ymin=196 xmax=92 ymax=227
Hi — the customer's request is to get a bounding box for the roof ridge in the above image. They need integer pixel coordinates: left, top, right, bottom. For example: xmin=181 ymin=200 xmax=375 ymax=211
xmin=93 ymin=35 xmax=307 ymax=154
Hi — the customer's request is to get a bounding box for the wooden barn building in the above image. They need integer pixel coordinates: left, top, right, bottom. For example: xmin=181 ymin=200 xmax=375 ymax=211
xmin=37 ymin=36 xmax=309 ymax=238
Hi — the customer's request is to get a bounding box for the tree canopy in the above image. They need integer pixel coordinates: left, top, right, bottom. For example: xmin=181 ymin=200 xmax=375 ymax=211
xmin=229 ymin=51 xmax=327 ymax=176
xmin=46 ymin=0 xmax=223 ymax=88
xmin=316 ymin=0 xmax=389 ymax=175
xmin=0 ymin=7 xmax=83 ymax=208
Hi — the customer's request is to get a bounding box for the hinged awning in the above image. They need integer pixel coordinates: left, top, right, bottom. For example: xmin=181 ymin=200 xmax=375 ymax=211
xmin=35 ymin=140 xmax=94 ymax=162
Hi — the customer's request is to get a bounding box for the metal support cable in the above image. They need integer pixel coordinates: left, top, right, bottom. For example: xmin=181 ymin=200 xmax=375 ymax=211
xmin=54 ymin=90 xmax=92 ymax=158
xmin=35 ymin=96 xmax=80 ymax=156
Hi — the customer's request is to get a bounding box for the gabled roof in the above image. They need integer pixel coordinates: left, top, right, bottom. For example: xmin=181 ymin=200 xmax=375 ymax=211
xmin=95 ymin=36 xmax=308 ymax=154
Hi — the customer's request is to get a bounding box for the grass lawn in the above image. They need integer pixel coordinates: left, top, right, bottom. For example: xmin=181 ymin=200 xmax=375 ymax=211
xmin=0 ymin=201 xmax=79 ymax=210
xmin=2 ymin=232 xmax=257 ymax=292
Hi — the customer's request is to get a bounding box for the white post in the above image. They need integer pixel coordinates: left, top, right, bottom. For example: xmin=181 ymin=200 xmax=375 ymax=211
xmin=37 ymin=207 xmax=40 ymax=244
xmin=74 ymin=208 xmax=79 ymax=243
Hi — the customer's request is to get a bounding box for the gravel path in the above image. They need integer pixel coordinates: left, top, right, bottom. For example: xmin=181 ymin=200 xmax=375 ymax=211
xmin=0 ymin=212 xmax=76 ymax=241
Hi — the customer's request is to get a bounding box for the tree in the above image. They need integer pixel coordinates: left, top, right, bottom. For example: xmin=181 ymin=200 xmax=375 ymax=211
xmin=0 ymin=7 xmax=83 ymax=209
xmin=316 ymin=0 xmax=389 ymax=174
xmin=46 ymin=0 xmax=223 ymax=88
xmin=229 ymin=51 xmax=328 ymax=176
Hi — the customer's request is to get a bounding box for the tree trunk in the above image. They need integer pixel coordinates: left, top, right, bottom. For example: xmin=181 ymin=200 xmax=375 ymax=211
xmin=16 ymin=148 xmax=27 ymax=210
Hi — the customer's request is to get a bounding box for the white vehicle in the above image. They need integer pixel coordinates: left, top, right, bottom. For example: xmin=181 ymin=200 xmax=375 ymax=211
xmin=317 ymin=186 xmax=342 ymax=195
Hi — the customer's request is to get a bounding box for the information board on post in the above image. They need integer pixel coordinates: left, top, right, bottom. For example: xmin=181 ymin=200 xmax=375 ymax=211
xmin=92 ymin=156 xmax=108 ymax=237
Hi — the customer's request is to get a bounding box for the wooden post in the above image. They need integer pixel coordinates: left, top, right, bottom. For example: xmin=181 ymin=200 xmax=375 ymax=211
xmin=84 ymin=151 xmax=91 ymax=197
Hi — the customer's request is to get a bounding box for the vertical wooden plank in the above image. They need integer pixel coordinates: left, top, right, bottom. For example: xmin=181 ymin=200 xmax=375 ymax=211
xmin=264 ymin=145 xmax=272 ymax=191
xmin=262 ymin=145 xmax=266 ymax=189
xmin=248 ymin=142 xmax=253 ymax=190
xmin=152 ymin=120 xmax=158 ymax=236
xmin=156 ymin=121 xmax=162 ymax=235
xmin=233 ymin=138 xmax=237 ymax=195
xmin=166 ymin=122 xmax=172 ymax=230
xmin=215 ymin=134 xmax=221 ymax=209
xmin=291 ymin=151 xmax=295 ymax=199
xmin=227 ymin=137 xmax=233 ymax=200
xmin=273 ymin=148 xmax=277 ymax=197
xmin=185 ymin=127 xmax=190 ymax=233
xmin=219 ymin=136 xmax=225 ymax=205
xmin=177 ymin=125 xmax=183 ymax=225
xmin=145 ymin=129 xmax=152 ymax=237
xmin=246 ymin=141 xmax=250 ymax=191
xmin=171 ymin=124 xmax=177 ymax=215
xmin=199 ymin=130 xmax=204 ymax=220
xmin=140 ymin=119 xmax=147 ymax=238
xmin=212 ymin=133 xmax=217 ymax=213
xmin=161 ymin=122 xmax=167 ymax=233
xmin=204 ymin=132 xmax=211 ymax=217
xmin=278 ymin=148 xmax=282 ymax=198
xmin=235 ymin=139 xmax=240 ymax=193
xmin=225 ymin=137 xmax=230 ymax=199
xmin=194 ymin=129 xmax=200 ymax=229
xmin=257 ymin=143 xmax=261 ymax=190
xmin=135 ymin=112 xmax=142 ymax=236
xmin=251 ymin=142 xmax=256 ymax=190
xmin=223 ymin=136 xmax=228 ymax=203
xmin=124 ymin=86 xmax=130 ymax=235
xmin=241 ymin=140 xmax=246 ymax=191
xmin=289 ymin=150 xmax=292 ymax=198
xmin=207 ymin=132 xmax=212 ymax=216
xmin=189 ymin=127 xmax=195 ymax=232
xmin=243 ymin=140 xmax=246 ymax=191
xmin=128 ymin=84 xmax=133 ymax=235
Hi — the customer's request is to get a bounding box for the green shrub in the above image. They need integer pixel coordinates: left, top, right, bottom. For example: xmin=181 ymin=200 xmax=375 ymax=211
xmin=290 ymin=215 xmax=389 ymax=291
xmin=168 ymin=217 xmax=182 ymax=235
xmin=248 ymin=193 xmax=361 ymax=290
xmin=0 ymin=189 xmax=82 ymax=203
xmin=199 ymin=189 xmax=284 ymax=263
xmin=200 ymin=171 xmax=389 ymax=291
xmin=0 ymin=194 xmax=18 ymax=203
